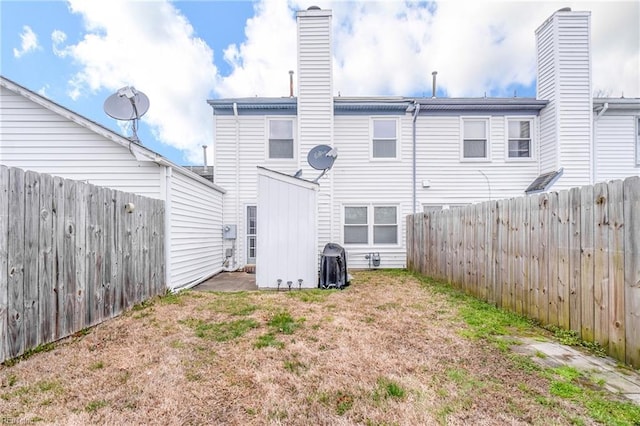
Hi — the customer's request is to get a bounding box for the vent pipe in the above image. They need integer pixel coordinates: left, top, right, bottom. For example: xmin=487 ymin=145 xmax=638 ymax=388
xmin=202 ymin=145 xmax=208 ymax=173
xmin=289 ymin=70 xmax=294 ymax=97
xmin=431 ymin=71 xmax=438 ymax=98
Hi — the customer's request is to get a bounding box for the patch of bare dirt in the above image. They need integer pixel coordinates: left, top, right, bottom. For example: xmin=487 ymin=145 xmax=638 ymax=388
xmin=1 ymin=271 xmax=595 ymax=425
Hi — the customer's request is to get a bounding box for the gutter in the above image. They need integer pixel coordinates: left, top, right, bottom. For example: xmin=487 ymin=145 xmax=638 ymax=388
xmin=412 ymin=101 xmax=421 ymax=214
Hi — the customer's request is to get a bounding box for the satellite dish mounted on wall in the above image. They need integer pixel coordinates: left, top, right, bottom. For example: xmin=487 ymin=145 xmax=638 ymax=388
xmin=307 ymin=144 xmax=338 ymax=183
xmin=104 ymin=86 xmax=150 ymax=144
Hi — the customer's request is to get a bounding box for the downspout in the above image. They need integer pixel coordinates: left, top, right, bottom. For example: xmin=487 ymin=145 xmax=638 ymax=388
xmin=233 ymin=102 xmax=240 ymax=270
xmin=593 ymin=102 xmax=608 ymax=184
xmin=412 ymin=101 xmax=421 ymax=214
xmin=164 ymin=166 xmax=172 ymax=290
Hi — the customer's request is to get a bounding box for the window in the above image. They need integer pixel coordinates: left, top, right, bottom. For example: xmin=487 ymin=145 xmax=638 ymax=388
xmin=268 ymin=119 xmax=293 ymax=159
xmin=246 ymin=206 xmax=257 ymax=263
xmin=508 ymin=119 xmax=533 ymax=158
xmin=636 ymin=117 xmax=640 ymax=166
xmin=344 ymin=206 xmax=368 ymax=244
xmin=344 ymin=205 xmax=398 ymax=245
xmin=372 ymin=119 xmax=397 ymax=158
xmin=462 ymin=118 xmax=489 ymax=159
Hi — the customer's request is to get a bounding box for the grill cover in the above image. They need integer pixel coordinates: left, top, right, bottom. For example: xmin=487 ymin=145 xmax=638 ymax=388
xmin=319 ymin=243 xmax=348 ymax=289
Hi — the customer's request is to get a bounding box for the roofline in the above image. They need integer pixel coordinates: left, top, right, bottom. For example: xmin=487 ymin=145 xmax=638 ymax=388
xmin=208 ymin=96 xmax=548 ymax=113
xmin=257 ymin=166 xmax=319 ymax=190
xmin=1 ymin=75 xmax=225 ymax=194
xmin=593 ymin=98 xmax=640 ymax=111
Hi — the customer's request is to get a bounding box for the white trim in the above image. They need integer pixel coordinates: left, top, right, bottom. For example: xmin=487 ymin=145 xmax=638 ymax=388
xmin=370 ymin=117 xmax=401 ymax=161
xmin=460 ymin=116 xmax=491 ymax=162
xmin=505 ymin=116 xmax=537 ymax=162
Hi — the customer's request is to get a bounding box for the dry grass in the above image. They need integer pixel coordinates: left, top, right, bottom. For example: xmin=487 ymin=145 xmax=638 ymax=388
xmin=0 ymin=270 xmax=602 ymax=425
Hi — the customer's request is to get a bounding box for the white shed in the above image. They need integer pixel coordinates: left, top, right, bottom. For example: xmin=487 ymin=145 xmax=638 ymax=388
xmin=256 ymin=167 xmax=318 ymax=289
xmin=0 ymin=76 xmax=226 ymax=291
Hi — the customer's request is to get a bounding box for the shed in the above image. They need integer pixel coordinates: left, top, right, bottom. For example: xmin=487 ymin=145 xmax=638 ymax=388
xmin=256 ymin=167 xmax=318 ymax=289
xmin=0 ymin=75 xmax=226 ymax=291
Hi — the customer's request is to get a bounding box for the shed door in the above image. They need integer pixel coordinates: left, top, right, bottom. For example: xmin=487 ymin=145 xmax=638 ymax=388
xmin=246 ymin=205 xmax=257 ymax=264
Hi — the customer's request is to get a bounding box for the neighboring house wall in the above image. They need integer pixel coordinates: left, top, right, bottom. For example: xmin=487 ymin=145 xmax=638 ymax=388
xmin=0 ymin=86 xmax=163 ymax=199
xmin=594 ymin=110 xmax=640 ymax=182
xmin=536 ymin=10 xmax=593 ymax=190
xmin=0 ymin=77 xmax=226 ymax=291
xmin=169 ymin=168 xmax=224 ymax=289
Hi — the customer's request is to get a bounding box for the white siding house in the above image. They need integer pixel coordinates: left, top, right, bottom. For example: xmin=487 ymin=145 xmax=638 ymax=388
xmin=209 ymin=7 xmax=640 ymax=273
xmin=0 ymin=76 xmax=226 ymax=291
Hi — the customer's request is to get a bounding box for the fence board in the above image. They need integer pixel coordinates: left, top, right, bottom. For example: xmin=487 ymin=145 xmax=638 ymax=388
xmin=38 ymin=173 xmax=54 ymax=345
xmin=0 ymin=167 xmax=167 ymax=363
xmin=488 ymin=201 xmax=499 ymax=305
xmin=538 ymin=194 xmax=550 ymax=324
xmin=569 ymin=187 xmax=582 ymax=334
xmin=529 ymin=194 xmax=540 ymax=321
xmin=557 ymin=190 xmax=570 ymax=329
xmin=548 ymin=191 xmax=559 ymax=327
xmin=624 ymin=176 xmax=640 ymax=367
xmin=0 ymin=166 xmax=10 ymax=361
xmin=53 ymin=176 xmax=65 ymax=340
xmin=499 ymin=200 xmax=510 ymax=311
xmin=608 ymin=180 xmax=625 ymax=360
xmin=580 ymin=185 xmax=595 ymax=342
xmin=74 ymin=183 xmax=87 ymax=331
xmin=7 ymin=167 xmax=25 ymax=359
xmin=593 ymin=182 xmax=609 ymax=349
xmin=23 ymin=171 xmax=40 ymax=350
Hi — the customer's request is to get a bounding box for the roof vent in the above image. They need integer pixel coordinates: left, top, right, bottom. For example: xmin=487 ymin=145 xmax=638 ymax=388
xmin=307 ymin=5 xmax=321 ymax=10
xmin=557 ymin=7 xmax=571 ymax=12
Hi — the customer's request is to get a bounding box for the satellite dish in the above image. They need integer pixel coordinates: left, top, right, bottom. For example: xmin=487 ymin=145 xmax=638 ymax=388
xmin=103 ymin=86 xmax=150 ymax=143
xmin=307 ymin=144 xmax=336 ymax=170
xmin=307 ymin=144 xmax=338 ymax=182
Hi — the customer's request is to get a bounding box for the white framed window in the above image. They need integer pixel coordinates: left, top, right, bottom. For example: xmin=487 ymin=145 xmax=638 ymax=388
xmin=507 ymin=118 xmax=534 ymax=159
xmin=636 ymin=116 xmax=640 ymax=166
xmin=371 ymin=118 xmax=398 ymax=159
xmin=268 ymin=118 xmax=294 ymax=159
xmin=343 ymin=205 xmax=398 ymax=245
xmin=461 ymin=117 xmax=490 ymax=160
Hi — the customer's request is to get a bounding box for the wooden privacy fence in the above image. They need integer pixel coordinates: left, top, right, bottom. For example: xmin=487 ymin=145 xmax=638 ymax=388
xmin=0 ymin=166 xmax=166 ymax=363
xmin=407 ymin=176 xmax=640 ymax=368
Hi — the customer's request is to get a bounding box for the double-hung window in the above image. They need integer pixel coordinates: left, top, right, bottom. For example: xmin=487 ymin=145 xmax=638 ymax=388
xmin=636 ymin=117 xmax=640 ymax=166
xmin=508 ymin=119 xmax=533 ymax=159
xmin=462 ymin=118 xmax=489 ymax=160
xmin=268 ymin=119 xmax=294 ymax=159
xmin=344 ymin=205 xmax=398 ymax=245
xmin=372 ymin=119 xmax=397 ymax=159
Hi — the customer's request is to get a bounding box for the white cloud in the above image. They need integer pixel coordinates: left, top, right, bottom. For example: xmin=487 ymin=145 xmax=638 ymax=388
xmin=13 ymin=25 xmax=39 ymax=58
xmin=59 ymin=0 xmax=638 ymax=164
xmin=61 ymin=0 xmax=219 ymax=163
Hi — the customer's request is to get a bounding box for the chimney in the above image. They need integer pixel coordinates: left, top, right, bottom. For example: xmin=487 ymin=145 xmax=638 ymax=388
xmin=289 ymin=70 xmax=294 ymax=97
xmin=535 ymin=8 xmax=592 ymax=189
xmin=296 ymin=6 xmax=333 ymax=155
xmin=202 ymin=145 xmax=208 ymax=173
xmin=431 ymin=71 xmax=438 ymax=98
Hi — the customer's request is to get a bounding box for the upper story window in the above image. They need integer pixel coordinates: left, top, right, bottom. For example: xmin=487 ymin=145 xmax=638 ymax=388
xmin=372 ymin=119 xmax=397 ymax=159
xmin=636 ymin=117 xmax=640 ymax=166
xmin=343 ymin=205 xmax=398 ymax=245
xmin=508 ymin=119 xmax=533 ymax=159
xmin=462 ymin=118 xmax=489 ymax=160
xmin=268 ymin=119 xmax=294 ymax=159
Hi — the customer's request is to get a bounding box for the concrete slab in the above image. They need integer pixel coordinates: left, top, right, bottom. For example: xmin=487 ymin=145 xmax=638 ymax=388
xmin=193 ymin=271 xmax=258 ymax=292
xmin=513 ymin=337 xmax=640 ymax=404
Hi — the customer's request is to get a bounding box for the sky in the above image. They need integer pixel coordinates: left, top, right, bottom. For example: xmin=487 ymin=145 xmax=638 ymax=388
xmin=1 ymin=0 xmax=638 ymax=166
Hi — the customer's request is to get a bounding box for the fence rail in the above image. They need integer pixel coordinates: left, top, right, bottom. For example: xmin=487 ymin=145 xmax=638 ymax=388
xmin=407 ymin=176 xmax=640 ymax=368
xmin=1 ymin=166 xmax=166 ymax=363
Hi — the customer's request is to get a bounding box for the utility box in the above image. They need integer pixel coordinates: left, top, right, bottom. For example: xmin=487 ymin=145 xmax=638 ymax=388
xmin=223 ymin=224 xmax=237 ymax=239
xmin=256 ymin=167 xmax=318 ymax=289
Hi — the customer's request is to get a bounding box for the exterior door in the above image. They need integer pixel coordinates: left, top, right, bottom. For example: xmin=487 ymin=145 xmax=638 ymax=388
xmin=246 ymin=205 xmax=257 ymax=264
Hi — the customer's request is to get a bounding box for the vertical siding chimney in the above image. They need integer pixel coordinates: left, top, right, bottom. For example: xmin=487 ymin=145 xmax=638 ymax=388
xmin=536 ymin=8 xmax=592 ymax=189
xmin=296 ymin=6 xmax=334 ymax=249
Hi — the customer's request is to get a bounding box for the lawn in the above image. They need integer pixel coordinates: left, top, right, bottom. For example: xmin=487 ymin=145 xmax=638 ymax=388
xmin=1 ymin=270 xmax=638 ymax=425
